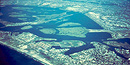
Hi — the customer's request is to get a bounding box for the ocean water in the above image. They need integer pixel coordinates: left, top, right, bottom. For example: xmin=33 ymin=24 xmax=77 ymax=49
xmin=0 ymin=45 xmax=43 ymax=65
xmin=0 ymin=23 xmax=5 ymax=27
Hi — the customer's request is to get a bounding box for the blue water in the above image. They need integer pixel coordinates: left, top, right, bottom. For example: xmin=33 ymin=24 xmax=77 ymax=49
xmin=0 ymin=23 xmax=5 ymax=27
xmin=0 ymin=5 xmax=36 ymax=23
xmin=0 ymin=5 xmax=65 ymax=23
xmin=109 ymin=38 xmax=130 ymax=44
xmin=0 ymin=44 xmax=43 ymax=65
